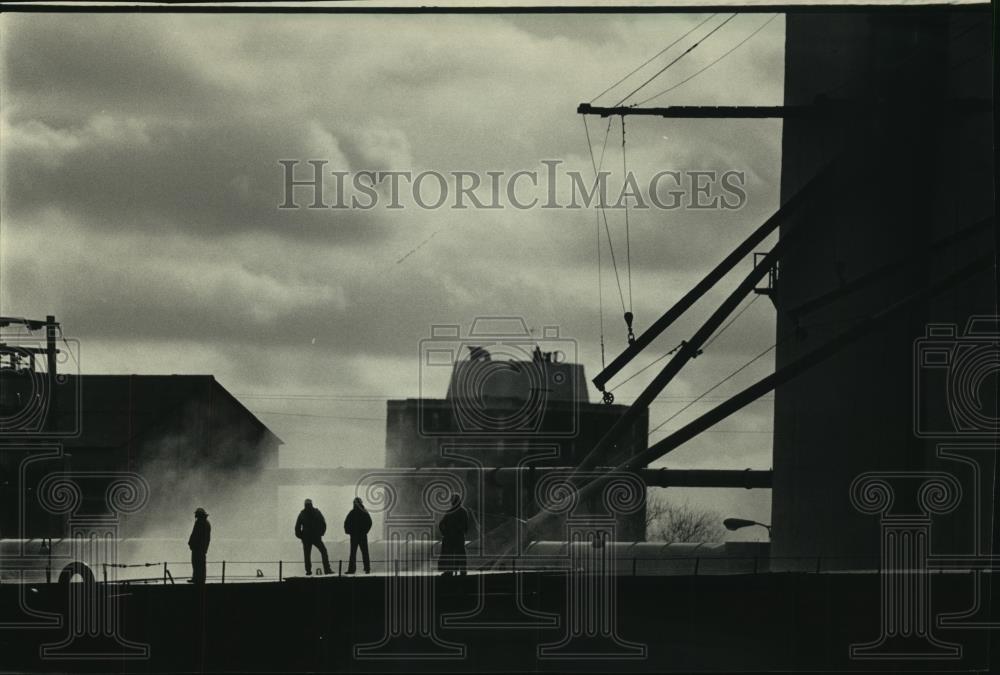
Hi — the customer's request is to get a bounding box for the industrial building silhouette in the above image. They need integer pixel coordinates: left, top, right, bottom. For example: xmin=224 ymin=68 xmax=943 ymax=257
xmin=0 ymin=326 xmax=281 ymax=539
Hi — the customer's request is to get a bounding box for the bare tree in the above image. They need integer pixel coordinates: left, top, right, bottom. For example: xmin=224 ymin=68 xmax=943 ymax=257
xmin=645 ymin=495 xmax=724 ymax=544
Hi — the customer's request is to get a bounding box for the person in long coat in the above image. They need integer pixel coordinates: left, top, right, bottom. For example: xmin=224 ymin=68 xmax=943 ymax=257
xmin=188 ymin=507 xmax=211 ymax=584
xmin=438 ymin=494 xmax=470 ymax=576
xmin=343 ymin=497 xmax=373 ymax=574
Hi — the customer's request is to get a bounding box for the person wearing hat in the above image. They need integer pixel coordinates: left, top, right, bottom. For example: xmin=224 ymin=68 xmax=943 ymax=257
xmin=295 ymin=498 xmax=332 ymax=575
xmin=343 ymin=497 xmax=372 ymax=574
xmin=188 ymin=507 xmax=211 ymax=584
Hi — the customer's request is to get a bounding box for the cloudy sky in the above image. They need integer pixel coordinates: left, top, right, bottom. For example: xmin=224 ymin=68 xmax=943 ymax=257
xmin=1 ymin=11 xmax=785 ymax=534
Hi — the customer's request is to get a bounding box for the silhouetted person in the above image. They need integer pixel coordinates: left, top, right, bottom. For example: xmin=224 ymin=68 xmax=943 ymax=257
xmin=439 ymin=494 xmax=469 ymax=576
xmin=188 ymin=507 xmax=211 ymax=584
xmin=295 ymin=498 xmax=332 ymax=575
xmin=344 ymin=497 xmax=372 ymax=574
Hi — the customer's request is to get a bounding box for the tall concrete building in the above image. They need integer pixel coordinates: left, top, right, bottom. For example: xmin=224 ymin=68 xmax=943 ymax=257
xmin=771 ymin=8 xmax=995 ymax=567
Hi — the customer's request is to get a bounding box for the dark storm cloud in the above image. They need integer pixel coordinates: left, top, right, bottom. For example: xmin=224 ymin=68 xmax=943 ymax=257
xmin=4 ymin=16 xmax=216 ymax=123
xmin=4 ymin=114 xmax=392 ymax=243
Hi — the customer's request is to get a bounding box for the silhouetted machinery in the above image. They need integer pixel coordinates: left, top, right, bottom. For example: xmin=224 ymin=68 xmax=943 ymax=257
xmin=575 ymin=11 xmax=994 ymax=572
xmin=0 ymin=316 xmax=61 ymax=434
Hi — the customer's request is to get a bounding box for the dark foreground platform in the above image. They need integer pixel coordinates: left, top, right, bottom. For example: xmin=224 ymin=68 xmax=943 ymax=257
xmin=1 ymin=571 xmax=997 ymax=673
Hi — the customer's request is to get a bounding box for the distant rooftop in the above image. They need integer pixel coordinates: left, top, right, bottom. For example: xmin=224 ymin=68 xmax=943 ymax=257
xmin=445 ymin=345 xmax=589 ymax=404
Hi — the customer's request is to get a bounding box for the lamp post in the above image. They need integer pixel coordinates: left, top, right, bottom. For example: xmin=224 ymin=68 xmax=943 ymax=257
xmin=723 ymin=517 xmax=771 ymax=537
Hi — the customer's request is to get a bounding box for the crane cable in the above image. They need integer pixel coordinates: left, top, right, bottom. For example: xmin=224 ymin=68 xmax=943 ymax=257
xmin=621 ymin=114 xmax=635 ymax=345
xmin=609 ymin=293 xmax=761 ymax=395
xmin=613 ymin=13 xmax=737 ymax=107
xmin=647 ymin=339 xmax=776 ymax=439
xmin=589 ymin=13 xmax=719 ymax=103
xmin=610 ymin=14 xmax=743 ymax=344
xmin=635 ymin=14 xmax=780 ymax=107
xmin=645 ymin=301 xmax=862 ymax=440
xmin=703 ymin=293 xmax=761 ymax=350
xmin=596 ymin=208 xmax=606 ymax=369
xmin=583 ymin=115 xmax=623 ymax=375
xmin=583 ymin=115 xmax=628 ymax=318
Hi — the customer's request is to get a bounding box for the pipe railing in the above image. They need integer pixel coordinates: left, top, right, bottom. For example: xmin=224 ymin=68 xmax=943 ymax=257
xmin=80 ymin=555 xmax=986 ymax=585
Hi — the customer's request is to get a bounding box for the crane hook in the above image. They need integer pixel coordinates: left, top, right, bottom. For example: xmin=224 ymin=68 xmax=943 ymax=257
xmin=624 ymin=312 xmax=636 ymax=345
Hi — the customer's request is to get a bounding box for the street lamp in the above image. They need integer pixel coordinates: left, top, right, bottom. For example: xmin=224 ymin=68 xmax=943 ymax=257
xmin=723 ymin=517 xmax=771 ymax=537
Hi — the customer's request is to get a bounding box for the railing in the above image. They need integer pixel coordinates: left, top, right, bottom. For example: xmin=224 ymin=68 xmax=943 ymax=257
xmin=77 ymin=555 xmax=986 ymax=585
xmin=6 ymin=554 xmax=987 ymax=586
